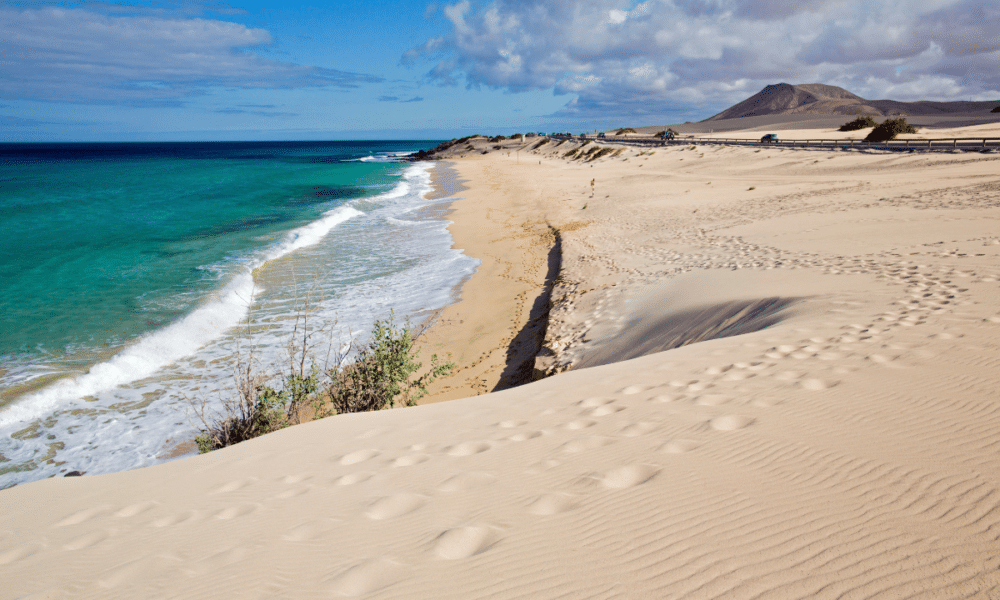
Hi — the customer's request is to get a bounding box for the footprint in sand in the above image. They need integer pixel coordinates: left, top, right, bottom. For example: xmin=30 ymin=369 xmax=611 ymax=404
xmin=588 ymin=404 xmax=625 ymax=417
xmin=392 ymin=454 xmax=429 ymax=468
xmin=433 ymin=526 xmax=501 ymax=559
xmin=528 ymin=493 xmax=578 ymax=516
xmin=0 ymin=543 xmax=44 ymax=564
xmin=508 ymin=430 xmax=544 ymax=442
xmin=63 ymin=530 xmax=111 ymax=551
xmin=151 ymin=509 xmax=201 ymax=528
xmin=335 ymin=472 xmax=373 ymax=486
xmin=619 ymin=385 xmax=650 ymax=395
xmin=601 ymin=465 xmax=659 ymax=489
xmin=563 ymin=418 xmax=597 ymax=430
xmin=696 ymin=394 xmax=730 ymax=407
xmin=438 ymin=472 xmax=497 ymax=493
xmin=214 ymin=503 xmax=260 ymax=520
xmin=620 ymin=422 xmax=656 ymax=437
xmin=669 ymin=380 xmax=697 ymax=388
xmin=559 ymin=436 xmax=615 ymax=454
xmin=497 ymin=420 xmax=526 ymax=429
xmin=800 ymin=378 xmax=839 ymax=391
xmin=752 ymin=397 xmax=783 ymax=407
xmin=328 ymin=558 xmax=408 ymax=597
xmin=650 ymin=393 xmax=683 ymax=403
xmin=578 ymin=397 xmax=613 ymax=408
xmin=773 ymin=371 xmax=804 ymax=381
xmin=446 ymin=441 xmax=494 ymax=457
xmin=339 ymin=449 xmax=381 ymax=466
xmin=364 ymin=493 xmax=426 ymax=520
xmin=209 ymin=477 xmax=257 ymax=495
xmin=114 ymin=501 xmax=158 ymax=518
xmin=710 ymin=415 xmax=755 ymax=431
xmin=662 ymin=439 xmax=700 ymax=453
xmin=281 ymin=473 xmax=313 ymax=485
xmin=54 ymin=506 xmax=110 ymax=527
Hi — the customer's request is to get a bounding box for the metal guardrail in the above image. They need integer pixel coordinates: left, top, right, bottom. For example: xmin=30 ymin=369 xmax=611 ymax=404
xmin=549 ymin=135 xmax=1000 ymax=152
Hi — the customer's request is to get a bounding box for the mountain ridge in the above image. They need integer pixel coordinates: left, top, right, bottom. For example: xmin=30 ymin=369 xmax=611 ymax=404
xmin=705 ymin=83 xmax=1000 ymax=121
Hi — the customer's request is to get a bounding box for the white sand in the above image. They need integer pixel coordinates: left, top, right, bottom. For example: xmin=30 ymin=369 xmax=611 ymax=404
xmin=3 ymin=132 xmax=1000 ymax=599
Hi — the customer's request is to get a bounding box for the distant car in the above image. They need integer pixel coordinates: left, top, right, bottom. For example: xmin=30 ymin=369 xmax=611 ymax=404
xmin=760 ymin=133 xmax=779 ymax=143
xmin=660 ymin=131 xmax=676 ymax=140
xmin=597 ymin=132 xmax=606 ymax=138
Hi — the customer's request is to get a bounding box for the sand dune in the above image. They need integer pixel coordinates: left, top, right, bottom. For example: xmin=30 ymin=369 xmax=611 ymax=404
xmin=2 ymin=133 xmax=1000 ymax=599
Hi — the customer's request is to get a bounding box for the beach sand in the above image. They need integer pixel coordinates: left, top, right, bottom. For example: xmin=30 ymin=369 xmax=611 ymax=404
xmin=3 ymin=130 xmax=1000 ymax=599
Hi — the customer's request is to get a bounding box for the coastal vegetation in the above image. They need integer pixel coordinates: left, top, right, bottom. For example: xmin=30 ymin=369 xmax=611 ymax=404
xmin=194 ymin=313 xmax=453 ymax=453
xmin=839 ymin=115 xmax=877 ymax=131
xmin=864 ymin=117 xmax=917 ymax=142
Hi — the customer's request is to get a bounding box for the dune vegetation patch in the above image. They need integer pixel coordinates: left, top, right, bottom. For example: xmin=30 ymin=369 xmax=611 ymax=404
xmin=864 ymin=118 xmax=917 ymax=142
xmin=194 ymin=314 xmax=453 ymax=453
xmin=839 ymin=116 xmax=877 ymax=131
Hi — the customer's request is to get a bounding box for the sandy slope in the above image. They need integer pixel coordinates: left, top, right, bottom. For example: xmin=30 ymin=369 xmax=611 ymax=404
xmin=2 ymin=135 xmax=1000 ymax=599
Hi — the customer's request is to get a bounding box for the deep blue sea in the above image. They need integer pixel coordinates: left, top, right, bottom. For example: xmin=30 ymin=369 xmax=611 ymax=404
xmin=0 ymin=141 xmax=476 ymax=488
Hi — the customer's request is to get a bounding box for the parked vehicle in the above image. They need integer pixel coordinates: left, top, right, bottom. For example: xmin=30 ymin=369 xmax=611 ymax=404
xmin=661 ymin=131 xmax=676 ymax=140
xmin=760 ymin=133 xmax=779 ymax=143
xmin=597 ymin=132 xmax=606 ymax=138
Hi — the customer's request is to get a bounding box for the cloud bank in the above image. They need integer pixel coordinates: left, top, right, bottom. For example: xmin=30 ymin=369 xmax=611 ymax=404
xmin=405 ymin=0 xmax=1000 ymax=119
xmin=0 ymin=7 xmax=382 ymax=106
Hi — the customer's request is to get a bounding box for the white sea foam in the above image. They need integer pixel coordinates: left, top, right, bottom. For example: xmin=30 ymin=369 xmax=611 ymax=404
xmin=0 ymin=274 xmax=256 ymax=427
xmin=0 ymin=205 xmax=363 ymax=429
xmin=263 ymin=205 xmax=363 ymax=261
xmin=0 ymin=158 xmax=478 ymax=488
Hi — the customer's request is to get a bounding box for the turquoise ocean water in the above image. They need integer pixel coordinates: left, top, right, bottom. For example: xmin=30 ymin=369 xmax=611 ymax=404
xmin=0 ymin=141 xmax=476 ymax=488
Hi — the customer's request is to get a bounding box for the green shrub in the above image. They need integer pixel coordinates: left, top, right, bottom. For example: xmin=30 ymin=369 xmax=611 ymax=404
xmin=195 ymin=314 xmax=453 ymax=453
xmin=839 ymin=116 xmax=877 ymax=131
xmin=194 ymin=364 xmax=320 ymax=453
xmin=321 ymin=315 xmax=453 ymax=415
xmin=615 ymin=127 xmax=636 ymax=135
xmin=864 ymin=118 xmax=917 ymax=142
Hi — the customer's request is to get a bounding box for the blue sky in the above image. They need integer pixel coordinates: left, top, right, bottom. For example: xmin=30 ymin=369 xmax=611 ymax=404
xmin=2 ymin=0 xmax=998 ymax=141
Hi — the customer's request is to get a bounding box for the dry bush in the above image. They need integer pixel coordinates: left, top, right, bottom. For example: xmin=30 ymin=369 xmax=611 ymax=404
xmin=839 ymin=116 xmax=877 ymax=131
xmin=194 ymin=307 xmax=452 ymax=453
xmin=864 ymin=118 xmax=917 ymax=142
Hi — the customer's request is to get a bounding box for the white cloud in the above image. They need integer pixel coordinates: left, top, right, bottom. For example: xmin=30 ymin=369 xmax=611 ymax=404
xmin=0 ymin=7 xmax=382 ymax=106
xmin=403 ymin=0 xmax=1000 ymax=120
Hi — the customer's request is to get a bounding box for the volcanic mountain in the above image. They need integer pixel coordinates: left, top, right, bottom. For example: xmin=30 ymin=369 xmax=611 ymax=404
xmin=705 ymin=83 xmax=999 ymax=121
